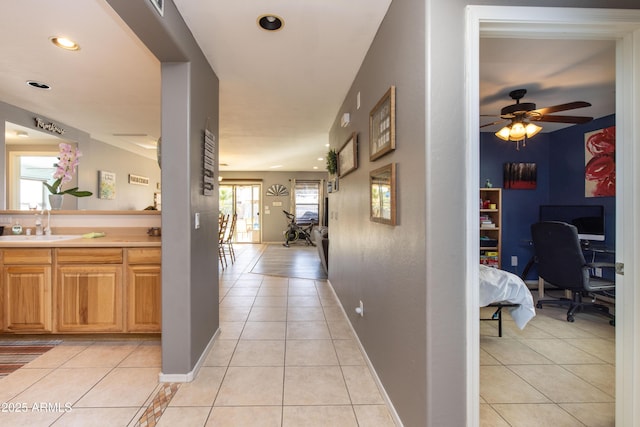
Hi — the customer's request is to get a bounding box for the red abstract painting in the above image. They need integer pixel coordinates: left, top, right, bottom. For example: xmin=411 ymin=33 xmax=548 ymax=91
xmin=585 ymin=126 xmax=615 ymax=197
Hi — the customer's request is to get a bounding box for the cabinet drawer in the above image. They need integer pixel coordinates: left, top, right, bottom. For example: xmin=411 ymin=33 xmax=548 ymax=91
xmin=127 ymin=248 xmax=161 ymax=264
xmin=2 ymin=249 xmax=52 ymax=264
xmin=56 ymin=248 xmax=123 ymax=264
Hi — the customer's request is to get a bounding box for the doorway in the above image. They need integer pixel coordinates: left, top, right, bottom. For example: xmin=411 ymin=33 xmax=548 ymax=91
xmin=466 ymin=6 xmax=640 ymax=426
xmin=220 ymin=183 xmax=261 ymax=243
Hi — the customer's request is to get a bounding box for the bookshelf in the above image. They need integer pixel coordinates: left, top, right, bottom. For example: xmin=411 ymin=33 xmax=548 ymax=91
xmin=480 ymin=188 xmax=502 ymax=268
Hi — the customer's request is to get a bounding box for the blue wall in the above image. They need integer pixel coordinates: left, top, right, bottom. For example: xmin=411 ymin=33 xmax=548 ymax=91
xmin=480 ymin=114 xmax=615 ymax=279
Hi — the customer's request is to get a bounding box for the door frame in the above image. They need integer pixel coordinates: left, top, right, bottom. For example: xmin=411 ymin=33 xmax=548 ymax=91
xmin=465 ymin=6 xmax=640 ymax=426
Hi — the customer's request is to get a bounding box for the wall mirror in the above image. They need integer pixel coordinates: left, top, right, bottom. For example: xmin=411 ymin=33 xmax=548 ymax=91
xmin=370 ymin=163 xmax=397 ymax=225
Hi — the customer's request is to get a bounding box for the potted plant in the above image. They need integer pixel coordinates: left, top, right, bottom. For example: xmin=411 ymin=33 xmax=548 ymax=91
xmin=43 ymin=143 xmax=93 ymax=209
xmin=326 ymin=148 xmax=337 ymax=175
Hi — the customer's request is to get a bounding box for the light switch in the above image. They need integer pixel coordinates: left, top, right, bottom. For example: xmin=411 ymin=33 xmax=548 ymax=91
xmin=195 ymin=212 xmax=200 ymax=229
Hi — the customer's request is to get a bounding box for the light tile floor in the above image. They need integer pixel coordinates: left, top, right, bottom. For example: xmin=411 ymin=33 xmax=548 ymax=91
xmin=480 ymin=295 xmax=616 ymax=427
xmin=0 ymin=244 xmax=396 ymax=426
xmin=0 ymin=243 xmax=615 ymax=426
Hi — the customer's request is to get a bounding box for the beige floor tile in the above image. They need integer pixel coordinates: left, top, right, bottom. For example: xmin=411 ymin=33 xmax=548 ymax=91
xmin=480 ymin=338 xmax=554 ymax=365
xmin=215 ymin=366 xmax=284 ymax=406
xmin=287 ymin=296 xmax=322 ymax=307
xmin=288 ymin=287 xmax=318 ymax=296
xmin=260 ymin=279 xmax=289 ymax=288
xmin=218 ymin=322 xmax=245 ymax=340
xmin=480 ymin=366 xmax=549 ymax=404
xmin=492 ymin=403 xmax=585 ymax=427
xmin=220 ymin=296 xmax=256 ymax=307
xmin=327 ymin=320 xmax=355 ymax=339
xmin=289 ymin=278 xmax=316 ymax=288
xmin=529 ymin=314 xmax=600 ymax=339
xmin=286 ymin=321 xmax=331 ymax=340
xmin=353 ymin=405 xmax=396 ymax=427
xmin=509 ymin=365 xmax=614 ymax=403
xmin=480 ymin=403 xmax=510 ymax=427
xmin=248 ymin=306 xmax=287 ymax=322
xmin=253 ymin=296 xmax=288 ymax=307
xmin=75 ymin=367 xmax=159 ymax=407
xmin=285 ymin=340 xmax=338 ymax=366
xmin=23 ymin=345 xmax=89 ymax=369
xmin=0 ymin=368 xmax=53 ymax=403
xmin=225 ymin=287 xmax=260 ymax=297
xmin=219 ymin=306 xmax=251 ymax=322
xmin=169 ymin=367 xmax=226 ymax=407
xmin=282 ymin=405 xmax=358 ymax=427
xmin=203 ymin=339 xmax=238 ymax=367
xmin=257 ymin=287 xmax=288 ymax=297
xmin=241 ymin=321 xmax=286 ymax=340
xmin=156 ymin=407 xmax=211 ymax=427
xmin=206 ymin=406 xmax=282 ymax=427
xmin=564 ymin=338 xmax=615 ymax=363
xmin=0 ymin=408 xmax=63 ymax=426
xmin=479 ymin=348 xmax=500 ymax=366
xmin=320 ymin=296 xmax=340 ymax=307
xmin=562 ymin=364 xmax=615 ymax=397
xmin=322 ymin=306 xmax=347 ymax=322
xmin=12 ymin=367 xmax=110 ymax=406
xmin=118 ymin=344 xmax=161 ymax=368
xmin=283 ymin=366 xmax=350 ymax=405
xmin=559 ymin=402 xmax=615 ymax=427
xmin=519 ymin=339 xmax=605 ymax=364
xmin=52 ymin=407 xmax=140 ymax=427
xmin=61 ymin=344 xmax=138 ymax=368
xmin=333 ymin=340 xmax=366 ymax=366
xmin=287 ymin=307 xmax=325 ymax=321
xmin=342 ymin=366 xmax=384 ymax=404
xmin=230 ymin=340 xmax=285 ymax=366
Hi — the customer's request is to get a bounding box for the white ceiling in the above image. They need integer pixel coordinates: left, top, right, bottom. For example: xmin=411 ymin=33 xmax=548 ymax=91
xmin=1 ymin=1 xmax=616 ymax=172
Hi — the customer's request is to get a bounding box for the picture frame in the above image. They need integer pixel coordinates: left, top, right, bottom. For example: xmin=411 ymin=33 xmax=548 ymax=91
xmin=369 ymin=86 xmax=396 ymax=161
xmin=370 ymin=163 xmax=397 ymax=225
xmin=98 ymin=170 xmax=116 ymax=200
xmin=338 ymin=132 xmax=358 ymax=177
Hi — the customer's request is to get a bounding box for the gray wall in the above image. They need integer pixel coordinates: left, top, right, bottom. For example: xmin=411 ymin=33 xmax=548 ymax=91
xmin=220 ymin=171 xmax=327 ymax=242
xmin=328 ymin=0 xmax=640 ymax=426
xmin=107 ymin=0 xmax=220 ymax=376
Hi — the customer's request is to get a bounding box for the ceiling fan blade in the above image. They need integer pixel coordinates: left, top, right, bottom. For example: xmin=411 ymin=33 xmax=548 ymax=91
xmin=533 ymin=115 xmax=593 ymax=124
xmin=533 ymin=101 xmax=591 ymax=116
xmin=480 ymin=119 xmax=506 ymax=128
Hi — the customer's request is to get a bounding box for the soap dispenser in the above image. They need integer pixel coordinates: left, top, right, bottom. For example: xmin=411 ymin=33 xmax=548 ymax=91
xmin=11 ymin=220 xmax=23 ymax=235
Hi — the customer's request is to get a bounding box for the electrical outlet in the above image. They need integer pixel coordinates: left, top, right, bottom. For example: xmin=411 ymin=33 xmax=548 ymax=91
xmin=194 ymin=212 xmax=200 ymax=229
xmin=511 ymin=256 xmax=518 ymax=267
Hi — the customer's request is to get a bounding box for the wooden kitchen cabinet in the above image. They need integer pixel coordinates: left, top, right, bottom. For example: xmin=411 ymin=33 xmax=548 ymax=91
xmin=1 ymin=249 xmax=52 ymax=332
xmin=56 ymin=248 xmax=124 ymax=332
xmin=126 ymin=248 xmax=161 ymax=332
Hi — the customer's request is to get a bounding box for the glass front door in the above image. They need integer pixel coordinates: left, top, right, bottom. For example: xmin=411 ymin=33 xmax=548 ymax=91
xmin=219 ymin=183 xmax=261 ymax=243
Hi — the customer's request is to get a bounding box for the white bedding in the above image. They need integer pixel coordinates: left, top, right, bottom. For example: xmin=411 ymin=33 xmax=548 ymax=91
xmin=479 ymin=264 xmax=536 ymax=329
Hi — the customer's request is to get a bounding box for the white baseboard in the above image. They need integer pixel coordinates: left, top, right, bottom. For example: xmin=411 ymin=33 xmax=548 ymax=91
xmin=158 ymin=327 xmax=220 ymax=383
xmin=326 ymin=279 xmax=404 ymax=427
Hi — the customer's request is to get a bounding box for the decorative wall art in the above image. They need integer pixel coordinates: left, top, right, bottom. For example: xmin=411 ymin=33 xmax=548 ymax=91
xmin=503 ymin=162 xmax=537 ymax=189
xmin=585 ymin=126 xmax=615 ymax=197
xmin=128 ymin=174 xmax=149 ymax=186
xmin=203 ymin=128 xmax=215 ymax=196
xmin=266 ymin=184 xmax=289 ymax=196
xmin=338 ymin=132 xmax=358 ymax=177
xmin=370 ymin=163 xmax=396 ymax=225
xmin=369 ymin=86 xmax=396 ymax=161
xmin=98 ymin=170 xmax=116 ymax=200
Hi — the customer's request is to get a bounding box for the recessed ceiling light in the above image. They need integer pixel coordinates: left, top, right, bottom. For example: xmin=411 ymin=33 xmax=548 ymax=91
xmin=50 ymin=36 xmax=80 ymax=51
xmin=270 ymin=165 xmax=283 ymax=169
xmin=26 ymin=80 xmax=51 ymax=90
xmin=317 ymin=157 xmax=324 ymax=161
xmin=16 ymin=130 xmax=29 ymax=138
xmin=313 ymin=166 xmax=319 ymax=170
xmin=258 ymin=14 xmax=284 ymax=31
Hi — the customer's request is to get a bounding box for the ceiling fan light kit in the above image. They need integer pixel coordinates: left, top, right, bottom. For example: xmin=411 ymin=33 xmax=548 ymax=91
xmin=483 ymin=88 xmax=592 ymax=149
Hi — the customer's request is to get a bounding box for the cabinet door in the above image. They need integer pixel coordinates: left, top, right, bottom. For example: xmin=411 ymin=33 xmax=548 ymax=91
xmin=57 ymin=265 xmax=123 ymax=332
xmin=3 ymin=266 xmax=52 ymax=332
xmin=127 ymin=265 xmax=161 ymax=332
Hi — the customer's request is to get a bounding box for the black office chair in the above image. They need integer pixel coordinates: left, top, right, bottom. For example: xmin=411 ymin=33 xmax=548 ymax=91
xmin=531 ymin=221 xmax=615 ymax=324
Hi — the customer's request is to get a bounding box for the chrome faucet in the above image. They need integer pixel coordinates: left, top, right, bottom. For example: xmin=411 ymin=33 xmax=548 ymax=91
xmin=41 ymin=209 xmax=52 ymax=235
xmin=35 ymin=213 xmax=43 ymax=236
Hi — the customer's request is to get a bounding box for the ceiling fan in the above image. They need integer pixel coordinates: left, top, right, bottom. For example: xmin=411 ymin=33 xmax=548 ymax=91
xmin=481 ymin=88 xmax=593 ymax=148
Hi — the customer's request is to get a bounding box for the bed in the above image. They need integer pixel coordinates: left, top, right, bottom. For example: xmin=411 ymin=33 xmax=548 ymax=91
xmin=479 ymin=264 xmax=536 ymax=335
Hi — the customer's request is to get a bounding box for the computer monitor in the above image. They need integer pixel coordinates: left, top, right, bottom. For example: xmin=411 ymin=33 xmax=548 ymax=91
xmin=539 ymin=205 xmax=605 ymax=241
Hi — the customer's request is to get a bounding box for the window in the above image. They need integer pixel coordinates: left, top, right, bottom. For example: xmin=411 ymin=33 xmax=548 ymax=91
xmin=8 ymin=153 xmax=58 ymax=210
xmin=294 ymin=181 xmax=320 ymax=224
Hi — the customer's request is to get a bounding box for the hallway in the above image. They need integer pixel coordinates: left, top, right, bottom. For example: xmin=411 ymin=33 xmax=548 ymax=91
xmin=0 ymin=244 xmax=396 ymax=426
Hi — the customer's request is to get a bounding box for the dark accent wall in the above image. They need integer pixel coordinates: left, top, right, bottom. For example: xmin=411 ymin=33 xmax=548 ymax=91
xmin=480 ymin=115 xmax=616 ymax=278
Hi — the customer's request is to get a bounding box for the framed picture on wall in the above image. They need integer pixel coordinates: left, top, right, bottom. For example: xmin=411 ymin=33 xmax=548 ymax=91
xmin=338 ymin=132 xmax=358 ymax=177
xmin=369 ymin=86 xmax=396 ymax=161
xmin=98 ymin=170 xmax=116 ymax=200
xmin=370 ymin=163 xmax=397 ymax=225
xmin=503 ymin=162 xmax=537 ymax=189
